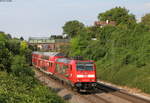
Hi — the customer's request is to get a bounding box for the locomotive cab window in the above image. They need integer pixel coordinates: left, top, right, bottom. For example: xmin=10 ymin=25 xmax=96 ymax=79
xmin=76 ymin=62 xmax=94 ymax=71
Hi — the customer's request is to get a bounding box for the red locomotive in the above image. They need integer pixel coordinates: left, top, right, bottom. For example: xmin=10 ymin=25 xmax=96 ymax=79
xmin=32 ymin=52 xmax=97 ymax=91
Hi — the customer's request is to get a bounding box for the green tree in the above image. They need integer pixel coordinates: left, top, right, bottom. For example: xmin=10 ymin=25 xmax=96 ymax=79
xmin=0 ymin=32 xmax=8 ymax=42
xmin=62 ymin=20 xmax=84 ymax=38
xmin=20 ymin=36 xmax=24 ymax=41
xmin=98 ymin=7 xmax=136 ymax=25
xmin=141 ymin=13 xmax=150 ymax=29
xmin=11 ymin=55 xmax=34 ymax=77
xmin=6 ymin=34 xmax=12 ymax=39
xmin=69 ymin=28 xmax=90 ymax=57
xmin=20 ymin=41 xmax=28 ymax=55
xmin=85 ymin=26 xmax=100 ymax=38
xmin=0 ymin=48 xmax=12 ymax=72
xmin=24 ymin=48 xmax=33 ymax=65
xmin=0 ymin=32 xmax=12 ymax=72
xmin=6 ymin=39 xmax=20 ymax=55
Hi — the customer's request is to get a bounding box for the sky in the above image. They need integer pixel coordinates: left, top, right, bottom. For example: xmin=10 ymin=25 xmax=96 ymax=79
xmin=0 ymin=0 xmax=150 ymax=40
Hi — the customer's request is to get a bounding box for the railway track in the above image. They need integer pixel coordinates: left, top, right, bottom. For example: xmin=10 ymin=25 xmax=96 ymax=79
xmin=96 ymin=83 xmax=150 ymax=103
xmin=35 ymin=69 xmax=109 ymax=103
xmin=34 ymin=68 xmax=150 ymax=103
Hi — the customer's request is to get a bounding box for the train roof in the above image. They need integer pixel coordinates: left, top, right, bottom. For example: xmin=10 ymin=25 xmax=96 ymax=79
xmin=32 ymin=52 xmax=66 ymax=57
xmin=56 ymin=58 xmax=94 ymax=64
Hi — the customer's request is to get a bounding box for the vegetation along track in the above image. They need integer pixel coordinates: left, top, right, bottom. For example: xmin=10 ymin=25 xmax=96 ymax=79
xmin=34 ymin=68 xmax=150 ymax=103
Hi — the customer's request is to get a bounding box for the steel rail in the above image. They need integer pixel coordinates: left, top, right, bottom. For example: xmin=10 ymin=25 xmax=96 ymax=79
xmin=96 ymin=83 xmax=150 ymax=103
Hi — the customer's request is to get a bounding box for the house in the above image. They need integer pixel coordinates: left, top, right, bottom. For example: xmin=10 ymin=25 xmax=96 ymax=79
xmin=94 ymin=20 xmax=116 ymax=27
xmin=28 ymin=35 xmax=70 ymax=51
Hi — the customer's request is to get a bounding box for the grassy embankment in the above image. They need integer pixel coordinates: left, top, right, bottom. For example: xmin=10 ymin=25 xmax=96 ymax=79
xmin=95 ymin=26 xmax=150 ymax=94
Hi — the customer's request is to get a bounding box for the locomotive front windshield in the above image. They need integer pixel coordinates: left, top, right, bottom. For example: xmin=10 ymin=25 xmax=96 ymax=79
xmin=76 ymin=62 xmax=94 ymax=71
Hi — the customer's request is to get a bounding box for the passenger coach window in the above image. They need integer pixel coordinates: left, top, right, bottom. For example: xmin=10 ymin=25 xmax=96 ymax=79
xmin=56 ymin=64 xmax=61 ymax=73
xmin=62 ymin=65 xmax=68 ymax=74
xmin=62 ymin=65 xmax=68 ymax=70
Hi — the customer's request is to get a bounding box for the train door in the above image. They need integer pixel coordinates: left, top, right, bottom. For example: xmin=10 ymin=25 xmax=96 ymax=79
xmin=42 ymin=61 xmax=49 ymax=71
xmin=48 ymin=62 xmax=56 ymax=75
xmin=68 ymin=65 xmax=73 ymax=80
xmin=63 ymin=64 xmax=72 ymax=80
xmin=38 ymin=59 xmax=40 ymax=68
xmin=55 ymin=63 xmax=62 ymax=75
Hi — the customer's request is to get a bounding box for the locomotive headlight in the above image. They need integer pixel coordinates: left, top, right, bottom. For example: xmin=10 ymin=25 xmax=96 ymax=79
xmin=88 ymin=75 xmax=95 ymax=77
xmin=77 ymin=75 xmax=84 ymax=78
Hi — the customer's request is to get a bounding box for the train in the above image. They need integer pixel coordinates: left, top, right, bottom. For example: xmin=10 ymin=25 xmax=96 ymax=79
xmin=32 ymin=52 xmax=97 ymax=92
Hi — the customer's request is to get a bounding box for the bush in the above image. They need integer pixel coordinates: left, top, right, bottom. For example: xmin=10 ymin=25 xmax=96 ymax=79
xmin=0 ymin=33 xmax=65 ymax=102
xmin=0 ymin=72 xmax=65 ymax=103
xmin=11 ymin=55 xmax=34 ymax=77
xmin=0 ymin=48 xmax=12 ymax=72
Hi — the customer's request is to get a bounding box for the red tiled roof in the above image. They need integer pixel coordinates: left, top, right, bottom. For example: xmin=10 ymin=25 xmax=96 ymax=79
xmin=94 ymin=21 xmax=116 ymax=26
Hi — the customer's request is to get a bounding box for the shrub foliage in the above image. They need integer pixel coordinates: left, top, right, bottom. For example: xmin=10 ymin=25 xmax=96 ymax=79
xmin=0 ymin=32 xmax=65 ymax=103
